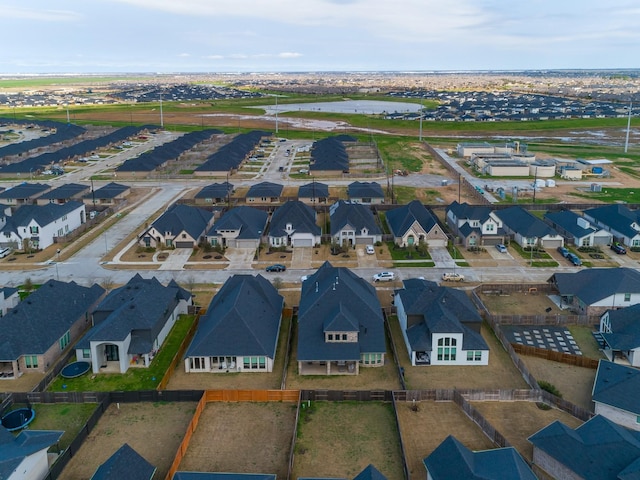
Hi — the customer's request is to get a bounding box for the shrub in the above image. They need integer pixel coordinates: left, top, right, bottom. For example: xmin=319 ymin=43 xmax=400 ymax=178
xmin=538 ymin=380 xmax=562 ymax=398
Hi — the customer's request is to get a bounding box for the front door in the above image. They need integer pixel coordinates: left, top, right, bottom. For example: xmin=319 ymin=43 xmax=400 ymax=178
xmin=105 ymin=344 xmax=120 ymax=362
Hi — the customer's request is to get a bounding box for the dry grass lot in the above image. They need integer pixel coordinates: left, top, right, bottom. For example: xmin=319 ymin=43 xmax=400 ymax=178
xmin=178 ymin=402 xmax=297 ymax=479
xmin=294 ymin=402 xmax=404 ymax=480
xmin=389 ymin=317 xmax=529 ymax=390
xmin=471 ymin=401 xmax=584 ymax=462
xmin=477 ymin=291 xmax=563 ymax=316
xmin=396 ymin=401 xmax=495 ymax=480
xmin=58 ymin=402 xmax=196 ymax=480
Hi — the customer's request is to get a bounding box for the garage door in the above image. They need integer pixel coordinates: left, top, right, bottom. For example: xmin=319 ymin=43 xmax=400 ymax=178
xmin=293 ymin=239 xmax=313 ymax=247
xmin=356 ymin=237 xmax=374 ymax=245
xmin=175 ymin=241 xmax=194 ymax=249
xmin=236 ymin=239 xmax=258 ymax=249
xmin=541 ymin=239 xmax=563 ymax=249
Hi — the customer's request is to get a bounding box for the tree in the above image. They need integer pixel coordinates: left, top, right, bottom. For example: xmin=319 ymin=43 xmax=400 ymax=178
xmin=100 ymin=277 xmax=115 ymax=292
xmin=23 ymin=277 xmax=33 ymax=293
xmin=272 ymin=277 xmax=283 ymax=291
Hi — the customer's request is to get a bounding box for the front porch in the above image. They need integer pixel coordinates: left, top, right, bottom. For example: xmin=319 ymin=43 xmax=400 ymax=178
xmin=298 ymin=360 xmax=359 ymax=375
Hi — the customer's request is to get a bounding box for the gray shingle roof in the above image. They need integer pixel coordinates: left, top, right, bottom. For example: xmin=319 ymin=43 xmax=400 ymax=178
xmin=528 ymin=415 xmax=640 ymax=480
xmin=544 ymin=210 xmax=596 ymax=238
xmin=353 ymin=465 xmax=387 ymax=480
xmin=37 ymin=183 xmax=90 ymax=201
xmin=194 ymin=182 xmax=234 ymax=200
xmin=386 ymin=200 xmax=438 ymax=238
xmin=424 ymin=435 xmax=537 ymax=480
xmin=593 ymin=360 xmax=640 ymax=416
xmin=91 ymin=443 xmax=156 ymax=480
xmin=246 ymin=181 xmax=283 ymax=198
xmin=173 ymin=474 xmax=276 ymax=480
xmin=298 ymin=181 xmax=329 ymax=199
xmin=550 ymin=268 xmax=640 ymax=306
xmin=496 ymin=205 xmax=558 ymax=237
xmin=347 ymin=181 xmax=384 ymax=199
xmin=150 ymin=203 xmax=213 ymax=241
xmin=207 ymin=206 xmax=268 ymax=239
xmin=0 ymin=182 xmax=50 ymax=200
xmin=584 ymin=204 xmax=640 ymax=239
xmin=297 ymin=262 xmax=385 ymax=361
xmin=0 ymin=426 xmax=64 ymax=479
xmin=330 ymin=201 xmax=381 ymax=237
xmin=0 ymin=280 xmax=105 ymax=361
xmin=309 ymin=137 xmax=349 ymax=172
xmin=269 ymin=201 xmax=320 ymax=237
xmin=186 ymin=274 xmax=283 ymax=358
xmin=600 ymin=304 xmax=640 ymax=351
xmin=447 ymin=201 xmax=493 ymax=223
xmin=1 ymin=201 xmax=84 ymax=236
xmin=87 ymin=182 xmax=130 ymax=200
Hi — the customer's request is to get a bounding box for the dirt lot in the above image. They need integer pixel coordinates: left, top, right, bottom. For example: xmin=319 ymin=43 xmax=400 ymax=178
xmin=58 ymin=402 xmax=196 ymax=480
xmin=478 ymin=290 xmax=563 ymax=316
xmin=396 ymin=401 xmax=495 ymax=480
xmin=178 ymin=402 xmax=297 ymax=479
xmin=294 ymin=402 xmax=404 ymax=480
xmin=471 ymin=401 xmax=584 ymax=462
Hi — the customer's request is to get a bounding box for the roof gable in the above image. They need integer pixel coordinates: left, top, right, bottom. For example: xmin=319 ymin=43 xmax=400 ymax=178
xmin=593 ymin=360 xmax=640 ymax=416
xmin=270 ymin=201 xmax=320 ymax=237
xmin=550 ymin=268 xmax=640 ymax=305
xmin=150 ymin=203 xmax=213 ymax=239
xmin=386 ymin=200 xmax=438 ymax=237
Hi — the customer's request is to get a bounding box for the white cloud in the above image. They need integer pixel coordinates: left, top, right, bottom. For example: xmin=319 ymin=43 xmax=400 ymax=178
xmin=2 ymin=6 xmax=81 ymax=21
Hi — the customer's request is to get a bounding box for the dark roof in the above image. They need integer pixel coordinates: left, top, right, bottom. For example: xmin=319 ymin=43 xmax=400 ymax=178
xmin=0 ymin=425 xmax=64 ymax=479
xmin=246 ymin=181 xmax=283 ymax=198
xmin=584 ymin=204 xmax=640 ymax=239
xmin=207 ymin=206 xmax=268 ymax=239
xmin=347 ymin=181 xmax=384 ymax=199
xmin=298 ymin=181 xmax=329 ymax=199
xmin=386 ymin=200 xmax=438 ymax=238
xmin=1 ymin=201 xmax=84 ymax=235
xmin=186 ymin=275 xmax=283 ymax=358
xmin=544 ymin=210 xmax=597 ymax=238
xmin=496 ymin=206 xmax=558 ymax=237
xmin=550 ymin=268 xmax=640 ymax=305
xmin=0 ymin=280 xmax=105 ymax=361
xmin=88 ymin=182 xmax=130 ymax=199
xmin=118 ymin=130 xmax=220 ymax=172
xmin=0 ymin=286 xmax=18 ymax=299
xmin=330 ymin=201 xmax=381 ymax=237
xmin=0 ymin=182 xmax=50 ymax=200
xmin=528 ymin=415 xmax=640 ymax=480
xmin=297 ymin=262 xmax=385 ymax=361
xmin=195 ymin=131 xmax=270 ymax=172
xmin=396 ymin=279 xmax=487 ymax=352
xmin=424 ymin=435 xmax=537 ymax=480
xmin=269 ymin=201 xmax=320 ymax=237
xmin=0 ymin=120 xmax=85 ymax=159
xmin=446 ymin=201 xmax=493 ymax=223
xmin=593 ymin=360 xmax=640 ymax=416
xmin=37 ymin=183 xmax=90 ymax=200
xmin=352 ymin=465 xmax=387 ymax=480
xmin=173 ymin=474 xmax=276 ymax=480
xmin=309 ymin=137 xmax=349 ymax=172
xmin=78 ymin=275 xmax=191 ymax=353
xmin=194 ymin=182 xmax=234 ymax=199
xmin=91 ymin=443 xmax=156 ymax=480
xmin=149 ymin=203 xmax=213 ymax=240
xmin=601 ymin=304 xmax=640 ymax=351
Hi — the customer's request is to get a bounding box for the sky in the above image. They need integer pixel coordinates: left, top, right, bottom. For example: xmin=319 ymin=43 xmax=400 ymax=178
xmin=2 ymin=0 xmax=640 ymax=74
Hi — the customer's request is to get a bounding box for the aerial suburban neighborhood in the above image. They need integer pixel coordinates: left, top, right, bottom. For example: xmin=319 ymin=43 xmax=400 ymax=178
xmin=1 ymin=69 xmax=640 ymax=480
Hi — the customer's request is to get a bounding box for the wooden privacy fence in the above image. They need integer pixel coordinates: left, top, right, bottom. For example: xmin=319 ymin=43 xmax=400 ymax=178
xmin=491 ymin=314 xmax=599 ymax=327
xmin=512 ymin=343 xmax=599 ymax=369
xmin=157 ymin=311 xmax=204 ymax=391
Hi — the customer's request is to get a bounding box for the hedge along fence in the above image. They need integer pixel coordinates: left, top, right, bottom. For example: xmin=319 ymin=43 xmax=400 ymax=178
xmin=164 ymin=390 xmax=300 ymax=480
xmin=512 ymin=343 xmax=599 ymax=369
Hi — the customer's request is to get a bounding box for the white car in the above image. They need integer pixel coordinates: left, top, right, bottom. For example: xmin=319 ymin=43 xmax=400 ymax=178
xmin=373 ymin=271 xmax=395 ymax=282
xmin=442 ymin=272 xmax=465 ymax=282
xmin=366 ymin=245 xmax=375 ymax=255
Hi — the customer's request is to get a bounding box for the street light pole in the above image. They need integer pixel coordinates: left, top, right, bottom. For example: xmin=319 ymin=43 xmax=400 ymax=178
xmin=55 ymin=249 xmax=60 ymax=280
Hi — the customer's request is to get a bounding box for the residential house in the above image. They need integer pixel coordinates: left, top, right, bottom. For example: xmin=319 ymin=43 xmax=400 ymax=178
xmin=529 ymin=415 xmax=640 ymax=480
xmin=91 ymin=443 xmax=156 ymax=480
xmin=206 ymin=206 xmax=268 ymax=249
xmin=549 ymin=268 xmax=640 ymax=315
xmin=592 ymin=360 xmax=640 ymax=431
xmin=83 ymin=182 xmax=130 ymax=206
xmin=386 ymin=200 xmax=447 ymax=248
xmin=173 ymin=474 xmax=276 ymax=480
xmin=297 ymin=262 xmax=386 ymax=375
xmin=347 ymin=181 xmax=385 ymax=204
xmin=309 ymin=136 xmax=350 ymax=175
xmin=424 ymin=435 xmax=537 ymax=480
xmin=583 ymin=204 xmax=640 ymax=247
xmin=598 ymin=304 xmax=640 ymax=366
xmin=139 ymin=203 xmax=215 ymax=249
xmin=269 ymin=200 xmax=321 ymax=248
xmin=0 ymin=183 xmax=51 ymax=206
xmin=194 ymin=182 xmax=234 ymax=205
xmin=35 ymin=183 xmax=90 ymax=205
xmin=0 ymin=201 xmax=86 ymax=251
xmin=445 ymin=201 xmax=505 ymax=247
xmin=394 ymin=278 xmax=489 ymax=366
xmin=76 ymin=275 xmax=192 ymax=374
xmin=245 ymin=182 xmax=283 ymax=204
xmin=298 ymin=464 xmax=386 ymax=480
xmin=0 ymin=425 xmax=64 ymax=480
xmin=496 ymin=206 xmax=564 ymax=249
xmin=330 ymin=201 xmax=382 ymax=247
xmin=0 ymin=287 xmax=19 ymax=316
xmin=297 ymin=181 xmax=329 ymax=204
xmin=0 ymin=280 xmax=105 ymax=379
xmin=544 ymin=210 xmax=612 ymax=247
xmin=184 ymin=274 xmax=283 ymax=373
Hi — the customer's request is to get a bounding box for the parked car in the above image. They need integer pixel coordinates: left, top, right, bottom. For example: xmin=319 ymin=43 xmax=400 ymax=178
xmin=495 ymin=244 xmax=507 ymax=253
xmin=567 ymin=253 xmax=582 ymax=266
xmin=611 ymin=243 xmax=627 ymax=255
xmin=557 ymin=246 xmax=569 ymax=258
xmin=373 ymin=271 xmax=395 ymax=282
xmin=366 ymin=245 xmax=375 ymax=255
xmin=266 ymin=264 xmax=286 ymax=272
xmin=442 ymin=272 xmax=465 ymax=282
xmin=300 ymin=275 xmax=309 ymax=283
xmin=0 ymin=247 xmax=11 ymax=259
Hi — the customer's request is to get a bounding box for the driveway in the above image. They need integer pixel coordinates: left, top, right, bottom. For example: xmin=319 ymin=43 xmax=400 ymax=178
xmin=159 ymin=248 xmax=192 ymax=270
xmin=225 ymin=248 xmax=256 ymax=270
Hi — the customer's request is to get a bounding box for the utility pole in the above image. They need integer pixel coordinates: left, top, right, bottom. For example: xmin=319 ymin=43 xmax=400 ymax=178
xmin=625 ymin=101 xmax=633 ymax=153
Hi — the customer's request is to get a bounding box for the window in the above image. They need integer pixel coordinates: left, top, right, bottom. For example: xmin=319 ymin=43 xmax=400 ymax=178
xmin=342 ymin=334 xmax=347 ymax=341
xmin=328 ymin=334 xmax=333 ymax=341
xmin=59 ymin=331 xmax=71 ymax=350
xmin=466 ymin=351 xmax=483 ymax=362
xmin=62 ymin=214 xmax=68 ymax=221
xmin=190 ymin=357 xmax=205 ymax=370
xmin=486 ymin=223 xmax=495 ymax=232
xmin=30 ymin=226 xmax=39 ymax=234
xmin=82 ymin=349 xmax=91 ymax=359
xmin=625 ymin=293 xmax=631 ymax=302
xmin=362 ymin=353 xmax=382 ymax=365
xmin=259 ymin=357 xmax=266 ymax=369
xmin=437 ymin=337 xmax=457 ymax=361
xmin=25 ymin=355 xmax=38 ymax=368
